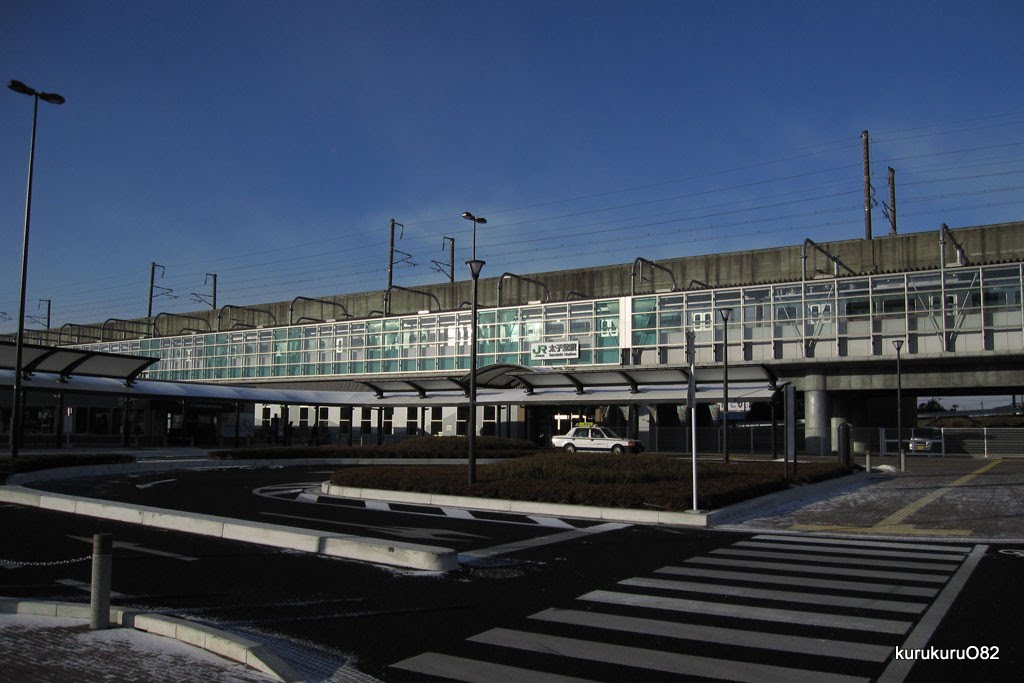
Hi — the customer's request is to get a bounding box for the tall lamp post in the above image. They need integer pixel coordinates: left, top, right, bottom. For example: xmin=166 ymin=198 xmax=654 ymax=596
xmin=461 ymin=211 xmax=487 ymax=261
xmin=461 ymin=212 xmax=487 ymax=484
xmin=466 ymin=257 xmax=486 ymax=484
xmin=893 ymin=339 xmax=905 ymax=472
xmin=718 ymin=307 xmax=733 ymax=464
xmin=8 ymin=79 xmax=65 ymax=458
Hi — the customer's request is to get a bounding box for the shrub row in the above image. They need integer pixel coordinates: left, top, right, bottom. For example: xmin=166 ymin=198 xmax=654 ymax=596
xmin=328 ymin=453 xmax=854 ymax=511
xmin=209 ymin=435 xmax=540 ymax=460
xmin=0 ymin=453 xmax=136 ymax=483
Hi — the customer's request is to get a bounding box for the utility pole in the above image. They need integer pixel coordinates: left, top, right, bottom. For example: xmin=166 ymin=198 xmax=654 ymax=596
xmin=386 ymin=219 xmax=413 ymax=293
xmin=147 ymin=262 xmax=159 ymax=319
xmin=862 ymin=130 xmax=873 ymax=240
xmin=387 ymin=219 xmax=398 ymax=292
xmin=147 ymin=262 xmax=173 ymax=329
xmin=431 ymin=237 xmax=456 ymax=282
xmin=191 ymin=273 xmax=217 ymax=309
xmin=886 ymin=166 xmax=897 ymax=235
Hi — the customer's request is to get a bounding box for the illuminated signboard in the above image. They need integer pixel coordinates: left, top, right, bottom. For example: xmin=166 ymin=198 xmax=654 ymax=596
xmin=531 ymin=340 xmax=579 ymax=361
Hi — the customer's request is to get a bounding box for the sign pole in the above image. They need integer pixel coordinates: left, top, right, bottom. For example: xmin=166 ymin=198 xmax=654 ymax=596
xmin=687 ymin=330 xmax=698 ymax=511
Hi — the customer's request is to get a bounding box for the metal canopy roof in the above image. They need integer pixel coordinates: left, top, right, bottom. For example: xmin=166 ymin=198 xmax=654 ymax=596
xmin=0 ymin=341 xmax=157 ymax=383
xmin=353 ymin=365 xmax=775 ymax=398
xmin=352 ymin=365 xmax=778 ymax=405
xmin=0 ymin=342 xmax=778 ymax=407
xmin=0 ymin=369 xmax=777 ymax=407
xmin=504 ymin=365 xmax=774 ymax=395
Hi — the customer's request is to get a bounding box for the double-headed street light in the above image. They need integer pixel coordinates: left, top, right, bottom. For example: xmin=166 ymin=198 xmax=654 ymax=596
xmin=893 ymin=338 xmax=905 ymax=472
xmin=466 ymin=257 xmax=486 ymax=484
xmin=8 ymin=79 xmax=65 ymax=458
xmin=718 ymin=307 xmax=733 ymax=464
xmin=461 ymin=212 xmax=488 ymax=484
xmin=461 ymin=211 xmax=487 ymax=261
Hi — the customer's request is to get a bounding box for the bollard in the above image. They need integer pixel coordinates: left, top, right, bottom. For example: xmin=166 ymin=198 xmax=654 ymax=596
xmin=837 ymin=423 xmax=851 ymax=467
xmin=866 ymin=449 xmax=872 ymax=474
xmin=90 ymin=533 xmax=112 ymax=630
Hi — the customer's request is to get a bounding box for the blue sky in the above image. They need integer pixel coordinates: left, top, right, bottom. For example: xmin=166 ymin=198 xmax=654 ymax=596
xmin=3 ymin=0 xmax=1024 ymax=331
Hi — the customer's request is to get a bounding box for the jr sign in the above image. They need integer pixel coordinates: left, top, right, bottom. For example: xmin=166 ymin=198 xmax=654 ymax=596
xmin=531 ymin=340 xmax=580 ymax=361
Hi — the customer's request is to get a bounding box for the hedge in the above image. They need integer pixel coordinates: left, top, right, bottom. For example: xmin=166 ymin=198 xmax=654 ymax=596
xmin=329 ymin=452 xmax=854 ymax=511
xmin=209 ymin=435 xmax=540 ymax=460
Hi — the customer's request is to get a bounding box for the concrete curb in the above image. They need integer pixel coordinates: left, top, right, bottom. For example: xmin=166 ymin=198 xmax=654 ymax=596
xmin=320 ymin=471 xmax=870 ymax=528
xmin=0 ymin=597 xmax=306 ymax=682
xmin=0 ymin=485 xmax=458 ymax=572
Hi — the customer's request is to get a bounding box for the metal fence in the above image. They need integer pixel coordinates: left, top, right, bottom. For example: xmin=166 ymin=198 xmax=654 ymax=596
xmin=648 ymin=425 xmax=793 ymax=457
xmin=651 ymin=425 xmax=1024 ymax=458
xmin=859 ymin=427 xmax=1024 ymax=458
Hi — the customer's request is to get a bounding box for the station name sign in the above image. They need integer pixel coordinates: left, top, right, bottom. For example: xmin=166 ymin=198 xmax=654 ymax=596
xmin=531 ymin=340 xmax=579 ymax=361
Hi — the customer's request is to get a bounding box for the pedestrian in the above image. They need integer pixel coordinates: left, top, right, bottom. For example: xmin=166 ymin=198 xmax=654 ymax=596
xmin=284 ymin=421 xmax=293 ymax=446
xmin=269 ymin=415 xmax=280 ymax=444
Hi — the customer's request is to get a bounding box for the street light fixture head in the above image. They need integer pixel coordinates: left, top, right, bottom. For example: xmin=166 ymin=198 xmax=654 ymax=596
xmin=8 ymin=80 xmax=35 ymax=96
xmin=718 ymin=307 xmax=733 ymax=321
xmin=8 ymin=80 xmax=65 ymax=104
xmin=892 ymin=339 xmax=904 ymax=352
xmin=466 ymin=259 xmax=486 ymax=279
xmin=461 ymin=211 xmax=486 ymax=224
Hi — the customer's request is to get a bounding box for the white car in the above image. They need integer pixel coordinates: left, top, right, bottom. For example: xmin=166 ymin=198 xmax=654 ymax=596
xmin=550 ymin=426 xmax=643 ymax=454
xmin=908 ymin=436 xmax=934 ymax=452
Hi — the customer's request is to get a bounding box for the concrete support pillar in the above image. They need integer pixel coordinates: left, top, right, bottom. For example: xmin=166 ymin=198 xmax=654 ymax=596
xmin=804 ymin=374 xmax=829 ymax=455
xmin=829 ymin=394 xmax=849 ymax=455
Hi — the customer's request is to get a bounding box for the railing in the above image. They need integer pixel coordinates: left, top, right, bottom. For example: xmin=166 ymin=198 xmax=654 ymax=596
xmin=866 ymin=427 xmax=1024 ymax=458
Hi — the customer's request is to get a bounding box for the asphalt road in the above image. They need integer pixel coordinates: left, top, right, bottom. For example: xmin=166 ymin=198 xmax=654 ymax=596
xmin=3 ymin=465 xmax=1023 ymax=682
xmin=27 ymin=465 xmax=621 ymax=555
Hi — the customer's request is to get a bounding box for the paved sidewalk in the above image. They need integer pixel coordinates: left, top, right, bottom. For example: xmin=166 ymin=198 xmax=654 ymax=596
xmin=721 ymin=456 xmax=1024 ymax=540
xmin=0 ymin=599 xmax=379 ymax=683
xmin=0 ymin=613 xmax=277 ymax=683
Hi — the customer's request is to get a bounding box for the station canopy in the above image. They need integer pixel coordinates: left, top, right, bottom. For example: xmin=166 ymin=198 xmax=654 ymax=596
xmin=0 ymin=343 xmax=778 ymax=407
xmin=0 ymin=341 xmax=156 ymax=383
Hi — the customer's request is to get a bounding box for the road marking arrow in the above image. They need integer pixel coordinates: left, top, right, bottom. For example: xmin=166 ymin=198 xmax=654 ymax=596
xmin=135 ymin=479 xmax=177 ymax=489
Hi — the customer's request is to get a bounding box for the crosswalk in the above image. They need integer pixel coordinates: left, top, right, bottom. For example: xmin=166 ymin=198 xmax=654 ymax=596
xmin=391 ymin=534 xmax=986 ymax=682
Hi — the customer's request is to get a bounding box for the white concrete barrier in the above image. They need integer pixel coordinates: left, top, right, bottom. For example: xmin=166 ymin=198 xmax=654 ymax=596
xmin=0 ymin=485 xmax=458 ymax=572
xmin=321 ymin=481 xmax=712 ymax=527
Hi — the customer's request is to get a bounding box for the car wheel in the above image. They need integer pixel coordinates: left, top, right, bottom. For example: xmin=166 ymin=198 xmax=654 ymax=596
xmin=611 ymin=445 xmax=624 ymax=455
xmin=564 ymin=444 xmax=576 ymax=453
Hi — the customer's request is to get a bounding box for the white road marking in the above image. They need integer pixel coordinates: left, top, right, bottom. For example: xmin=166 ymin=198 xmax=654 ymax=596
xmin=68 ymin=536 xmax=199 ymax=562
xmin=57 ymin=578 xmax=126 ymax=598
xmin=580 ymin=589 xmax=912 ymax=634
xmin=531 ymin=608 xmax=894 ymax=662
xmin=469 ymin=628 xmax=870 ymax=683
xmin=459 ymin=523 xmax=629 ymax=561
xmin=260 ymin=512 xmax=488 ymax=542
xmin=135 ymin=479 xmax=177 ymax=489
xmin=394 ymin=652 xmax=598 ymax=682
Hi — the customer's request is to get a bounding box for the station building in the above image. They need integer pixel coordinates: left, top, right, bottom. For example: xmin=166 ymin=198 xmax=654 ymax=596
xmin=4 ymin=221 xmax=1024 ymax=454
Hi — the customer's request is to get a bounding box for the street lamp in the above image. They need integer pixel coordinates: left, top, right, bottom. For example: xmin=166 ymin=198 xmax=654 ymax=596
xmin=466 ymin=257 xmax=486 ymax=484
xmin=718 ymin=307 xmax=733 ymax=464
xmin=461 ymin=211 xmax=487 ymax=261
xmin=893 ymin=338 xmax=905 ymax=472
xmin=8 ymin=79 xmax=65 ymax=458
